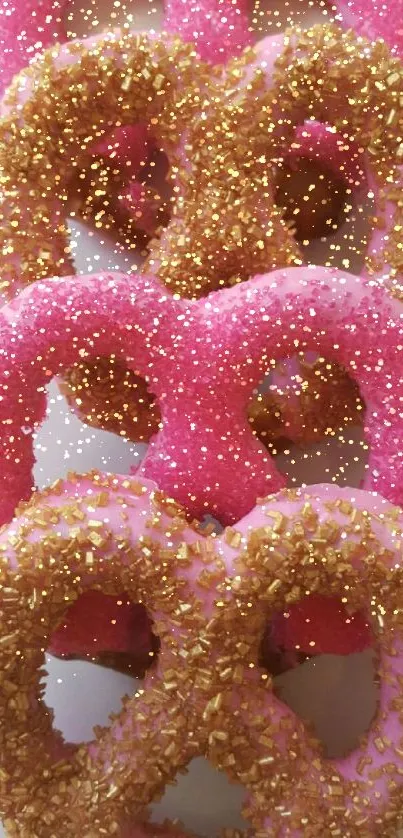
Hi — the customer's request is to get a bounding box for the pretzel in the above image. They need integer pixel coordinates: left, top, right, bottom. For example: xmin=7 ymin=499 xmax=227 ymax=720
xmin=1 ymin=477 xmax=403 ymax=835
xmin=0 ymin=473 xmax=209 ymax=836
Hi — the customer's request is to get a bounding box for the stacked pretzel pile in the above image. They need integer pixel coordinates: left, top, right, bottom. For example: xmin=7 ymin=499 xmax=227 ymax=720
xmin=1 ymin=0 xmax=403 ymax=835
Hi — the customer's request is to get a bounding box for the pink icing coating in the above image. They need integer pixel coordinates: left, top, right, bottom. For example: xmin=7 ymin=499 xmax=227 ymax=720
xmin=1 ymin=265 xmax=403 ymax=527
xmin=336 ymin=0 xmax=403 ymax=56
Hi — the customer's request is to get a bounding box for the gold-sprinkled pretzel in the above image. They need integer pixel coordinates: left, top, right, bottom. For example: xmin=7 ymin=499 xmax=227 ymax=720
xmin=0 ymin=30 xmax=297 ymax=295
xmin=2 ymin=479 xmax=403 ymax=835
xmin=199 ymin=486 xmax=403 ymax=836
xmin=270 ymin=24 xmax=403 ymax=295
xmin=0 ymin=472 xmax=218 ymax=836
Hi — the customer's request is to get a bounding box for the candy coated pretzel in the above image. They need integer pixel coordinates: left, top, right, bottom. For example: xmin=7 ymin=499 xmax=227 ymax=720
xmin=1 ymin=264 xmax=403 ymax=528
xmin=0 ymin=472 xmax=212 ymax=836
xmin=0 ymin=0 xmax=155 ymax=239
xmin=0 ymin=0 xmax=252 ymax=246
xmin=0 ymin=30 xmax=214 ymax=292
xmin=2 ymin=477 xmax=403 ymax=835
xmin=205 ymin=483 xmax=403 ymax=835
xmin=266 ymin=25 xmax=403 ymax=293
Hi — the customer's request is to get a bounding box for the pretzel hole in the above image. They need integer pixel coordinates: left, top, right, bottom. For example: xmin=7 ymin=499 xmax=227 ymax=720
xmin=60 ymin=358 xmax=162 ymax=445
xmin=248 ymin=354 xmax=369 ymax=487
xmin=67 ymin=141 xmax=172 ymax=248
xmin=274 ymin=156 xmax=372 ymax=275
xmin=259 ymin=597 xmax=378 ymax=758
xmin=49 ymin=591 xmax=160 ymax=677
xmin=43 ymin=595 xmax=160 ymax=742
xmin=152 ymin=757 xmax=248 ymax=836
xmin=275 ymin=158 xmax=348 ymax=242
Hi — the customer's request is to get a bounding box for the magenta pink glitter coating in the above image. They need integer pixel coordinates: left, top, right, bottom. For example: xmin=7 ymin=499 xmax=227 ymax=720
xmin=336 ymin=0 xmax=403 ymax=56
xmin=0 ymin=0 xmax=66 ymax=93
xmin=0 ymin=265 xmax=403 ymax=529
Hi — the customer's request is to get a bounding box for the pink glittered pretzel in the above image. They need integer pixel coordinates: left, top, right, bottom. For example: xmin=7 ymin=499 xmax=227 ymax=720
xmin=1 ymin=265 xmax=403 ymax=524
xmin=1 ymin=471 xmax=403 ymax=835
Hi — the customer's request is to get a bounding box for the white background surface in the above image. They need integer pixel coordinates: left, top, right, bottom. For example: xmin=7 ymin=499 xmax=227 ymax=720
xmin=0 ymin=1 xmax=384 ymax=835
